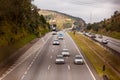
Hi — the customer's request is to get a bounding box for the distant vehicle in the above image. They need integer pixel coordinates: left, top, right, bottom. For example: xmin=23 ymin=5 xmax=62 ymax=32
xmin=98 ymin=35 xmax=103 ymax=39
xmin=102 ymin=39 xmax=108 ymax=44
xmin=83 ymin=32 xmax=87 ymax=36
xmin=51 ymin=24 xmax=57 ymax=31
xmin=53 ymin=39 xmax=60 ymax=45
xmin=61 ymin=49 xmax=70 ymax=57
xmin=58 ymin=33 xmax=64 ymax=40
xmin=52 ymin=31 xmax=57 ymax=35
xmin=74 ymin=55 xmax=84 ymax=65
xmin=90 ymin=34 xmax=96 ymax=38
xmin=88 ymin=32 xmax=91 ymax=35
xmin=55 ymin=55 xmax=65 ymax=64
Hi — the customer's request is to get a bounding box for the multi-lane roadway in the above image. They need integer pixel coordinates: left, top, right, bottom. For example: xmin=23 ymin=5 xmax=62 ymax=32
xmin=82 ymin=32 xmax=120 ymax=54
xmin=95 ymin=34 xmax=120 ymax=54
xmin=0 ymin=31 xmax=99 ymax=80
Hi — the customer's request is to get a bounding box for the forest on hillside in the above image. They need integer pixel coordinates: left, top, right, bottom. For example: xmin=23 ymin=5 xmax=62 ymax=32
xmin=87 ymin=11 xmax=120 ymax=32
xmin=86 ymin=11 xmax=120 ymax=39
xmin=0 ymin=0 xmax=49 ymax=46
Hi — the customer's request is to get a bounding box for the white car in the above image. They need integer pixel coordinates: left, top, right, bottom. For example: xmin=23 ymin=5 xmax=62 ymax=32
xmin=98 ymin=35 xmax=103 ymax=39
xmin=53 ymin=39 xmax=60 ymax=45
xmin=55 ymin=55 xmax=65 ymax=64
xmin=74 ymin=55 xmax=84 ymax=65
xmin=52 ymin=31 xmax=57 ymax=35
xmin=58 ymin=36 xmax=63 ymax=40
xmin=102 ymin=39 xmax=108 ymax=44
xmin=61 ymin=49 xmax=70 ymax=57
xmin=90 ymin=34 xmax=96 ymax=38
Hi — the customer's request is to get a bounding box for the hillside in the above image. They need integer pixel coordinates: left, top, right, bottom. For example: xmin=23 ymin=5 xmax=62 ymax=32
xmin=0 ymin=0 xmax=49 ymax=63
xmin=39 ymin=10 xmax=85 ymax=30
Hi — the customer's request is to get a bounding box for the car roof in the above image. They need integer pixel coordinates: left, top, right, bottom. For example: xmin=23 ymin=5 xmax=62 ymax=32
xmin=75 ymin=55 xmax=82 ymax=57
xmin=62 ymin=49 xmax=68 ymax=51
xmin=54 ymin=39 xmax=58 ymax=41
xmin=56 ymin=55 xmax=63 ymax=57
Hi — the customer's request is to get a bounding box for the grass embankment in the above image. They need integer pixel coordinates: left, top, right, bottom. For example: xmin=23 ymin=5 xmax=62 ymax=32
xmin=0 ymin=34 xmax=36 ymax=63
xmin=69 ymin=32 xmax=120 ymax=80
xmin=0 ymin=21 xmax=49 ymax=63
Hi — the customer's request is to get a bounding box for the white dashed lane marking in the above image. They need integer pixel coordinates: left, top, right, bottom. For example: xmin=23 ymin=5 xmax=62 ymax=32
xmin=48 ymin=65 xmax=51 ymax=70
xmin=68 ymin=65 xmax=71 ymax=70
xmin=50 ymin=56 xmax=53 ymax=59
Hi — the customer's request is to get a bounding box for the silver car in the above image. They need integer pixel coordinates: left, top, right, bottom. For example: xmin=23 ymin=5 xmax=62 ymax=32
xmin=90 ymin=34 xmax=96 ymax=38
xmin=55 ymin=55 xmax=65 ymax=64
xmin=74 ymin=55 xmax=84 ymax=65
xmin=53 ymin=39 xmax=60 ymax=45
xmin=98 ymin=35 xmax=103 ymax=38
xmin=52 ymin=31 xmax=57 ymax=35
xmin=61 ymin=49 xmax=70 ymax=57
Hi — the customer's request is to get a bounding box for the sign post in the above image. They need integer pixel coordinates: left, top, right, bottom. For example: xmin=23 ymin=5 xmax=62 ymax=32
xmin=103 ymin=65 xmax=106 ymax=72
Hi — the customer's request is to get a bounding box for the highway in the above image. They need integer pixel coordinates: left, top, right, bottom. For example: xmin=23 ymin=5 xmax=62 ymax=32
xmin=82 ymin=32 xmax=120 ymax=54
xmin=95 ymin=34 xmax=120 ymax=53
xmin=0 ymin=31 xmax=98 ymax=80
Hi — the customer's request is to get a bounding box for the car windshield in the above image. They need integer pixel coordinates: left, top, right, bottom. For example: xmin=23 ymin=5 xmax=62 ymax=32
xmin=57 ymin=55 xmax=63 ymax=58
xmin=59 ymin=34 xmax=63 ymax=36
xmin=63 ymin=49 xmax=68 ymax=52
xmin=54 ymin=39 xmax=58 ymax=41
xmin=75 ymin=56 xmax=82 ymax=59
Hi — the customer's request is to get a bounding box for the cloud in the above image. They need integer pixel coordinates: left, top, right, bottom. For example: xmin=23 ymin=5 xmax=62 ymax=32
xmin=33 ymin=0 xmax=120 ymax=23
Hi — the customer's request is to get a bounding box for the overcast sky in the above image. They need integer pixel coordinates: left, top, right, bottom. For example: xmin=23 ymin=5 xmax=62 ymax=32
xmin=32 ymin=0 xmax=120 ymax=23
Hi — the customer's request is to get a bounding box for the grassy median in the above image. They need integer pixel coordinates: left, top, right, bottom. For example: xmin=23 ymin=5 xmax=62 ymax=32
xmin=68 ymin=32 xmax=120 ymax=80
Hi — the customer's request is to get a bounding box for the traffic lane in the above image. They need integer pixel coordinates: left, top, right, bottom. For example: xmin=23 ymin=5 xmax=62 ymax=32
xmin=92 ymin=35 xmax=120 ymax=53
xmin=0 ymin=34 xmax=51 ymax=80
xmin=22 ymin=34 xmax=61 ymax=80
xmin=103 ymin=35 xmax=120 ymax=44
xmin=2 ymin=50 xmax=38 ymax=80
xmin=23 ymin=37 xmax=54 ymax=80
xmin=0 ymin=32 xmax=52 ymax=79
xmin=64 ymin=32 xmax=95 ymax=80
xmin=34 ymin=31 xmax=95 ymax=80
xmin=47 ymin=62 xmax=72 ymax=80
xmin=0 ymin=33 xmax=52 ymax=80
xmin=34 ymin=32 xmax=72 ymax=80
xmin=44 ymin=32 xmax=95 ymax=80
xmin=96 ymin=34 xmax=120 ymax=47
xmin=34 ymin=34 xmax=63 ymax=80
xmin=106 ymin=42 xmax=120 ymax=53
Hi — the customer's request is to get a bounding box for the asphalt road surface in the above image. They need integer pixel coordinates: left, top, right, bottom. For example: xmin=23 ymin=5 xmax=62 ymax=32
xmin=0 ymin=31 xmax=97 ymax=80
xmin=82 ymin=32 xmax=120 ymax=54
xmin=95 ymin=34 xmax=120 ymax=53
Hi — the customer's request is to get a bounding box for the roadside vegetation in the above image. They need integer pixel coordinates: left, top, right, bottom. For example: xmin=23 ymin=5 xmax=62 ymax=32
xmin=69 ymin=32 xmax=120 ymax=80
xmin=86 ymin=11 xmax=120 ymax=40
xmin=0 ymin=0 xmax=49 ymax=63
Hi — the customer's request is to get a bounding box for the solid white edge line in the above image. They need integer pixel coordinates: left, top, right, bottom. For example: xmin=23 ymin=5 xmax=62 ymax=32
xmin=0 ymin=34 xmax=51 ymax=80
xmin=20 ymin=35 xmax=51 ymax=80
xmin=66 ymin=32 xmax=96 ymax=80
